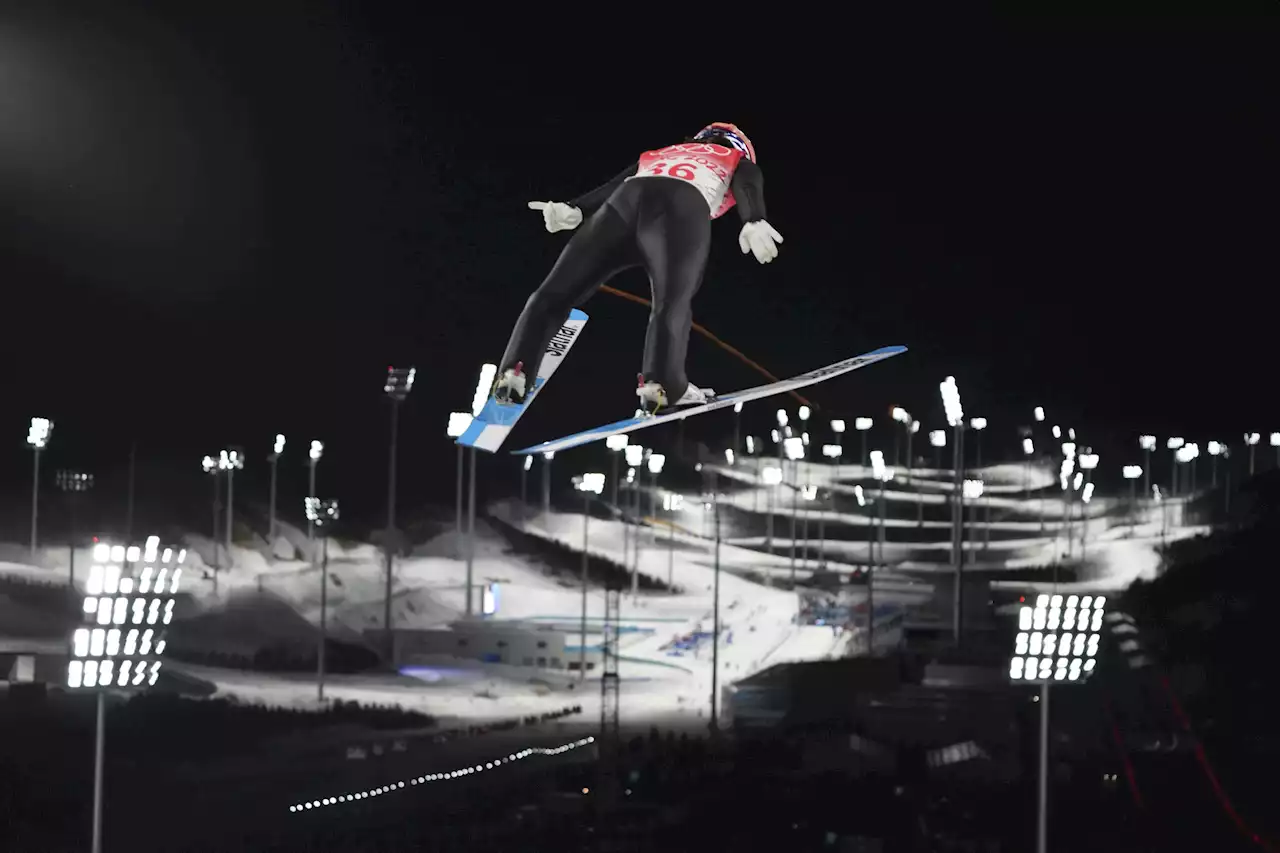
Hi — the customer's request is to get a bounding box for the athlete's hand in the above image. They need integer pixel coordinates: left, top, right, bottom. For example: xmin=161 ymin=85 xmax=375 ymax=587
xmin=528 ymin=201 xmax=583 ymax=233
xmin=739 ymin=220 xmax=783 ymax=264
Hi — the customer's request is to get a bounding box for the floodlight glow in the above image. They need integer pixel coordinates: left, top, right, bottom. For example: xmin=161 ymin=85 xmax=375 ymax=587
xmin=446 ymin=412 xmax=472 ymax=438
xmin=606 ymin=435 xmax=629 ymax=451
xmin=822 ymin=444 xmax=842 ymax=459
xmin=1073 ymin=471 xmax=1084 ymax=491
xmin=770 ymin=429 xmax=780 ymax=443
xmin=383 ymin=366 xmax=417 ymax=399
xmin=1271 ymin=433 xmax=1280 ymax=447
xmin=522 ymin=456 xmax=533 ymax=473
xmin=662 ymin=492 xmax=684 ymax=511
xmin=1068 ymin=428 xmax=1076 ymax=440
xmin=855 ymin=417 xmax=873 ymax=431
xmin=802 ymin=432 xmax=810 ymax=446
xmin=1082 ymin=482 xmax=1095 ymax=503
xmin=1167 ymin=437 xmax=1185 ymax=449
xmin=624 ymin=445 xmax=644 ymax=467
xmin=939 ymin=376 xmax=963 ymax=426
xmin=910 ymin=420 xmax=920 ymax=433
xmin=784 ymin=437 xmax=804 ymax=461
xmin=831 ymin=419 xmax=846 ymax=434
xmin=647 ymin=453 xmax=666 ymax=474
xmin=746 ymin=436 xmax=756 ymax=454
xmin=218 ymin=449 xmax=244 ymax=471
xmin=870 ymin=450 xmax=886 ymax=480
xmin=854 ymin=485 xmax=866 ymax=507
xmin=274 ymin=434 xmax=286 ymax=455
xmin=1208 ymin=441 xmax=1222 ymax=456
xmin=309 ymin=440 xmax=324 ymax=461
xmin=471 ymin=363 xmax=498 ymax=416
xmin=1022 ymin=438 xmax=1034 ymax=455
xmin=1139 ymin=435 xmax=1157 ymax=450
xmin=1175 ymin=446 xmax=1195 ymax=463
xmin=970 ymin=417 xmax=988 ymax=431
xmin=1123 ymin=465 xmax=1142 ymax=479
xmin=573 ymin=473 xmax=605 ymax=495
xmin=724 ymin=448 xmax=735 ymax=464
xmin=1034 ymin=407 xmax=1045 ymax=422
xmin=733 ymin=401 xmax=743 ymax=414
xmin=1052 ymin=425 xmax=1061 ymax=439
xmin=1244 ymin=432 xmax=1260 ymax=446
xmin=762 ymin=466 xmax=783 ymax=486
xmin=27 ymin=417 xmax=53 ymax=449
xmin=1079 ymin=453 xmax=1099 ymax=470
xmin=963 ymin=479 xmax=984 ymax=499
xmin=776 ymin=409 xmax=788 ymax=427
xmin=799 ymin=406 xmax=811 ymax=421
xmin=929 ymin=430 xmax=946 ymax=448
xmin=892 ymin=407 xmax=910 ymax=424
xmin=305 ymin=498 xmax=340 ymax=527
xmin=1011 ymin=596 xmax=1106 ymax=682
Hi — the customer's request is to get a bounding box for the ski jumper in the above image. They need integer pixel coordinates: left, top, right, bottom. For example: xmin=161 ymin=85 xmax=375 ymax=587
xmin=496 ymin=141 xmax=768 ymax=405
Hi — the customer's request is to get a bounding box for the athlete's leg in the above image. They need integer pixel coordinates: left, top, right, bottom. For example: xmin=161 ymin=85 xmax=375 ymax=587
xmin=497 ymin=202 xmax=637 ymax=391
xmin=633 ymin=180 xmax=712 ymax=402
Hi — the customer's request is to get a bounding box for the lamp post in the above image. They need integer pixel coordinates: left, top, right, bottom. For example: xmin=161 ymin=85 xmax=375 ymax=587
xmin=218 ymin=449 xmax=244 ymax=569
xmin=447 ymin=413 xmax=471 ymax=551
xmin=643 ymin=454 xmax=666 ymax=597
xmin=1009 ymin=593 xmax=1107 ymax=853
xmin=1271 ymin=433 xmax=1280 ymax=468
xmin=962 ymin=479 xmax=983 ymax=567
xmin=869 ymin=451 xmax=895 ymax=653
xmin=1244 ymin=432 xmax=1260 ymax=476
xmin=27 ymin=417 xmax=53 ymax=561
xmin=1166 ymin=437 xmax=1184 ymax=496
xmin=624 ymin=444 xmax=644 ymax=576
xmin=1059 ymin=442 xmax=1077 ymax=562
xmin=927 ymin=429 xmax=946 ymax=527
xmin=573 ymin=473 xmax=605 ymax=679
xmin=305 ymin=498 xmax=339 ymax=702
xmin=762 ymin=465 xmax=782 ymax=580
xmin=1022 ymin=436 xmax=1035 ymax=497
xmin=939 ymin=376 xmax=965 ymax=644
xmin=520 ymin=454 xmax=533 ymax=508
xmin=465 ymin=364 xmax=497 ymax=616
xmin=662 ymin=491 xmax=683 ymax=587
xmin=1033 ymin=406 xmax=1045 ymax=423
xmin=1123 ymin=466 xmax=1142 ymax=534
xmin=891 ymin=406 xmax=912 ymax=467
xmin=855 ymin=417 xmax=873 ymax=466
xmin=55 ymin=470 xmax=94 ymax=592
xmin=821 ymin=444 xmax=842 ymax=568
xmin=1139 ymin=435 xmax=1156 ymax=501
xmin=830 ymin=420 xmax=846 ymax=482
xmin=784 ymin=437 xmax=805 ymax=582
xmin=307 ymin=440 xmax=324 ymax=556
xmin=268 ymin=434 xmax=285 ymax=546
xmin=382 ymin=366 xmax=416 ymax=656
xmin=1079 ymin=452 xmax=1098 ymax=558
xmin=732 ymin=401 xmax=743 ymax=462
xmin=201 ymin=455 xmax=221 ymax=590
xmin=969 ymin=418 xmax=989 ymax=548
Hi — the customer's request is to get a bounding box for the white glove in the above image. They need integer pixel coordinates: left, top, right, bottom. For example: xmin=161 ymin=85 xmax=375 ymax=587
xmin=527 ymin=200 xmax=583 ymax=233
xmin=739 ymin=220 xmax=784 ymax=264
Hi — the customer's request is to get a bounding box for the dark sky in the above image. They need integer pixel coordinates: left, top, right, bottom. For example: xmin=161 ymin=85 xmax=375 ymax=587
xmin=3 ymin=6 xmax=1278 ymax=532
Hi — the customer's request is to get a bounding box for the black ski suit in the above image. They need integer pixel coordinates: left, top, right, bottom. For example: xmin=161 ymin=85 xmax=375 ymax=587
xmin=496 ymin=154 xmax=768 ymax=404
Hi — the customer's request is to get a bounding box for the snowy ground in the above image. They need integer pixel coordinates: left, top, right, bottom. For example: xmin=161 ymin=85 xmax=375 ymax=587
xmin=0 ymin=459 xmax=1206 ymax=727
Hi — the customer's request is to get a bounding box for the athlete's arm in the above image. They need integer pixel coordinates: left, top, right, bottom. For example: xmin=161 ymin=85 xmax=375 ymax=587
xmin=730 ymin=159 xmax=767 ymax=223
xmin=568 ymin=161 xmax=640 ymax=213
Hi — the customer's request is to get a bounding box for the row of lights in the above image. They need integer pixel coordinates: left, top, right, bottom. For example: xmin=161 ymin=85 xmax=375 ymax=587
xmin=287 ymin=736 xmax=596 ymax=813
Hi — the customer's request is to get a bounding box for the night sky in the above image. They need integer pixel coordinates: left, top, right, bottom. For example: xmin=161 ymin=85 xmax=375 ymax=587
xmin=3 ymin=6 xmax=1278 ymax=533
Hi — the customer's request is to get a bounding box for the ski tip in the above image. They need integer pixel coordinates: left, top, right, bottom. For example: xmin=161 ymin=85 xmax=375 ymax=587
xmin=568 ymin=308 xmax=588 ymax=321
xmin=866 ymin=344 xmax=907 ymax=356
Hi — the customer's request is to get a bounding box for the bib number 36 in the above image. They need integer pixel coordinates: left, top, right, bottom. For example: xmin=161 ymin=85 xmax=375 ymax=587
xmin=647 ymin=162 xmax=696 ymax=180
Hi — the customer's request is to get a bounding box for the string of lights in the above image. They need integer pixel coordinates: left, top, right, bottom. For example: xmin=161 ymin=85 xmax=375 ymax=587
xmin=287 ymin=735 xmax=596 ymax=814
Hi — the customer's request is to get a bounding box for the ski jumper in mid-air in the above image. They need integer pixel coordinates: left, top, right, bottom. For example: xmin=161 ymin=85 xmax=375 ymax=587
xmin=492 ymin=122 xmax=784 ymax=415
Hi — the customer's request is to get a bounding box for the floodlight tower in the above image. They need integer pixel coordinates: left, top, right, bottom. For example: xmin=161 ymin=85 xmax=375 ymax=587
xmin=939 ymin=376 xmax=965 ymax=643
xmin=201 ymin=455 xmax=221 ymax=586
xmin=1138 ymin=435 xmax=1156 ymax=499
xmin=926 ymin=429 xmax=946 ymax=527
xmin=1271 ymin=433 xmax=1280 ymax=469
xmin=762 ymin=464 xmax=783 ymax=572
xmin=891 ymin=406 xmax=912 ymax=466
xmin=798 ymin=405 xmax=811 ymax=452
xmin=1166 ymin=437 xmax=1184 ymax=496
xmin=55 ymin=470 xmax=94 ymax=591
xmin=1033 ymin=406 xmax=1045 ymax=423
xmin=305 ymin=498 xmax=339 ymax=701
xmin=969 ymin=417 xmax=988 ymax=469
xmin=970 ymin=418 xmax=990 ymax=548
xmin=732 ymin=401 xmax=743 ymax=462
xmin=641 ymin=454 xmax=666 ymax=597
xmin=784 ymin=437 xmax=805 ymax=582
xmin=855 ymin=417 xmax=873 ymax=466
xmin=1244 ymin=432 xmax=1261 ymax=476
xmin=267 ymin=434 xmax=285 ymax=545
xmin=1079 ymin=452 xmax=1099 ymax=554
xmin=446 ymin=413 xmax=471 ymax=548
xmin=465 ymin=364 xmax=497 ymax=616
xmin=306 ymin=440 xmax=325 ymax=553
xmin=380 ymin=366 xmax=416 ymax=655
xmin=218 ymin=449 xmax=244 ymax=568
xmin=1009 ymin=593 xmax=1108 ymax=853
xmin=963 ymin=479 xmax=984 ymax=561
xmin=1123 ymin=466 xmax=1142 ymax=534
xmin=662 ymin=491 xmax=684 ymax=586
xmin=27 ymin=417 xmax=53 ymax=561
xmin=606 ymin=434 xmax=629 ymax=511
xmin=623 ymin=444 xmax=645 ymax=575
xmin=869 ymin=450 xmax=895 ymax=651
xmin=572 ymin=472 xmax=605 ymax=679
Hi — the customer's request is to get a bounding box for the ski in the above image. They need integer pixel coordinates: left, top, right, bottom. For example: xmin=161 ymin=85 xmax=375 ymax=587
xmin=512 ymin=345 xmax=907 ymax=456
xmin=456 ymin=309 xmax=589 ymax=453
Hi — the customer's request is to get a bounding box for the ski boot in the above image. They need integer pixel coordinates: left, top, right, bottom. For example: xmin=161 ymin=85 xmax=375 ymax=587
xmin=635 ymin=374 xmax=715 ymax=416
xmin=493 ymin=362 xmax=527 ymax=405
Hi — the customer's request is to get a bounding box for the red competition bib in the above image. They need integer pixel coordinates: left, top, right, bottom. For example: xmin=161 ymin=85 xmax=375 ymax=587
xmin=630 ymin=142 xmax=744 ymax=219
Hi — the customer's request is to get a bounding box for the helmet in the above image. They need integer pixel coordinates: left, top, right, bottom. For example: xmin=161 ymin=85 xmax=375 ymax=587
xmin=693 ymin=122 xmax=756 ymax=163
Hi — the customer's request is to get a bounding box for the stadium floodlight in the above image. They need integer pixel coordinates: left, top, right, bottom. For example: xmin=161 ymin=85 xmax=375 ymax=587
xmin=383 ymin=366 xmax=416 ymax=401
xmin=746 ymin=436 xmax=756 ymax=454
xmin=1073 ymin=471 xmax=1084 ymax=491
xmin=571 ymin=473 xmax=605 ymax=677
xmin=1034 ymin=407 xmax=1045 ymax=422
xmin=1271 ymin=432 xmax=1280 ymax=447
xmin=382 ymin=368 xmax=417 ymax=654
xmin=305 ymin=499 xmax=340 ymax=701
xmin=855 ymin=417 xmax=873 ymax=431
xmin=1208 ymin=441 xmax=1223 ymax=456
xmin=1167 ymin=436 xmax=1185 ymax=450
xmin=1010 ymin=593 xmax=1107 ymax=853
xmin=309 ymin=440 xmax=324 ymax=461
xmin=970 ymin=417 xmax=988 ymax=431
xmin=72 ymin=536 xmax=184 ymax=853
xmin=776 ymin=409 xmax=788 ymax=427
xmin=831 ymin=419 xmax=846 ymax=434
xmin=822 ymin=444 xmax=842 ymax=459
xmin=724 ymin=448 xmax=735 ymax=465
xmin=1068 ymin=428 xmax=1076 ymax=441
xmin=770 ymin=429 xmax=781 ymax=444
xmin=1082 ymin=482 xmax=1095 ymax=503
xmin=784 ymin=436 xmax=805 ymax=461
xmin=1079 ymin=453 xmax=1099 ymax=471
xmin=891 ymin=407 xmax=910 ymax=424
xmin=733 ymin=401 xmax=743 ymax=414
xmin=854 ymin=485 xmax=867 ymax=507
xmin=447 ymin=413 xmax=473 ymax=573
xmin=267 ymin=434 xmax=286 ymax=544
xmin=910 ymin=420 xmax=920 ymax=433
xmin=762 ymin=466 xmax=783 ymax=486
xmin=27 ymin=417 xmax=54 ymax=559
xmin=1023 ymin=438 xmax=1035 ymax=455
xmin=624 ymin=445 xmax=644 ymax=467
xmin=1052 ymin=425 xmax=1062 ymax=439
xmin=963 ymin=479 xmax=984 ymax=499
xmin=648 ymin=453 xmax=666 ymax=475
xmin=55 ymin=471 xmax=95 ymax=589
xmin=446 ymin=413 xmax=471 ymax=438
xmin=1139 ymin=435 xmax=1157 ymax=451
xmin=1123 ymin=466 xmax=1142 ymax=479
xmin=929 ymin=430 xmax=946 ymax=448
xmin=799 ymin=406 xmax=811 ymax=422
xmin=870 ymin=450 xmax=886 ymax=481
xmin=1244 ymin=432 xmax=1260 ymax=446
xmin=217 ymin=449 xmax=244 ymax=568
xmin=939 ymin=376 xmax=964 ymax=427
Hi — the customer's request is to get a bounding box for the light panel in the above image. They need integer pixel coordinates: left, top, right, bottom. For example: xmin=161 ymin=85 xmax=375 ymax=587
xmin=1008 ymin=594 xmax=1105 ymax=683
xmin=67 ymin=536 xmax=181 ymax=690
